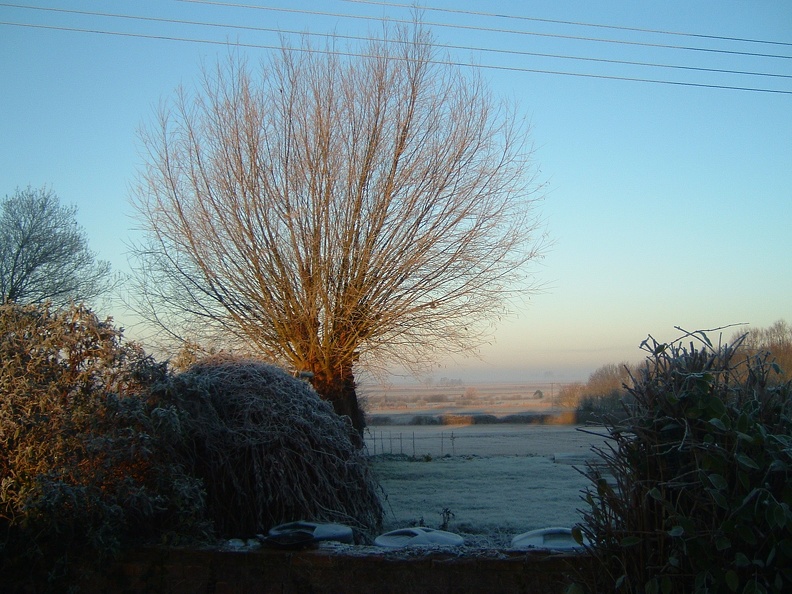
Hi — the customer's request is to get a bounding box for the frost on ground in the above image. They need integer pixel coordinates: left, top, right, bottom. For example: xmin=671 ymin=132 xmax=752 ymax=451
xmin=368 ymin=424 xmax=610 ymax=548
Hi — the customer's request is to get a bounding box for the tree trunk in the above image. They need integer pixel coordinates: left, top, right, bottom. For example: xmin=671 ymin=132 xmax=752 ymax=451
xmin=311 ymin=367 xmax=366 ymax=443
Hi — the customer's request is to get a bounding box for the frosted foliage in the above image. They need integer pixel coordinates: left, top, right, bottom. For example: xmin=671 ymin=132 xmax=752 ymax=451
xmin=162 ymin=356 xmax=383 ymax=537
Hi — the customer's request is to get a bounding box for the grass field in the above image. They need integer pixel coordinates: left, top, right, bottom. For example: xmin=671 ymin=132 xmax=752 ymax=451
xmin=366 ymin=423 xmax=610 ymax=548
xmin=360 ymin=383 xmax=610 ymax=547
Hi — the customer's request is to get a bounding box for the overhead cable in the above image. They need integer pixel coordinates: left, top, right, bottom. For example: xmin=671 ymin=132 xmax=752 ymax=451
xmin=3 ymin=20 xmax=791 ymax=95
xmin=340 ymin=0 xmax=792 ymax=49
xmin=174 ymin=0 xmax=792 ymax=61
xmin=4 ymin=4 xmax=790 ymax=81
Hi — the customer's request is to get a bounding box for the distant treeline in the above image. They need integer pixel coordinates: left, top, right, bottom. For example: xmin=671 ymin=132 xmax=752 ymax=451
xmin=559 ymin=320 xmax=792 ymax=418
xmin=367 ymin=411 xmax=575 ymax=426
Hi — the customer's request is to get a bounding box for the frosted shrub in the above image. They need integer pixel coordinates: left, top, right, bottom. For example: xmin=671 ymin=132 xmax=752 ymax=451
xmin=0 ymin=303 xmax=206 ymax=590
xmin=572 ymin=332 xmax=792 ymax=594
xmin=155 ymin=355 xmax=383 ymax=539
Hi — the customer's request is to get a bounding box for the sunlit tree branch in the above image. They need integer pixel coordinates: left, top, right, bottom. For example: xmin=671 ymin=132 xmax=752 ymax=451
xmin=130 ymin=21 xmax=546 ymax=433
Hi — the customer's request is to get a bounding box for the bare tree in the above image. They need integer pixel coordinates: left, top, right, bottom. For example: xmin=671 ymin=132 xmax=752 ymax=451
xmin=732 ymin=320 xmax=792 ymax=382
xmin=130 ymin=23 xmax=546 ymax=434
xmin=585 ymin=362 xmax=634 ymax=399
xmin=0 ymin=186 xmax=112 ymax=307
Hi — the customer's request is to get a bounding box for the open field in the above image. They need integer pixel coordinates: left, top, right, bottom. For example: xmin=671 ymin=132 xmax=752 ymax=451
xmin=367 ymin=424 xmax=611 ymax=548
xmin=362 ymin=381 xmax=571 ymax=411
xmin=362 ymin=383 xmax=607 ymax=547
xmin=361 ymin=381 xmax=580 ymax=427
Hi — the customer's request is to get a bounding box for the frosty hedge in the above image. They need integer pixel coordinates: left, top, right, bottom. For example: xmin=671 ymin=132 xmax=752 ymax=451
xmin=0 ymin=304 xmax=207 ymax=588
xmin=0 ymin=303 xmax=382 ymax=591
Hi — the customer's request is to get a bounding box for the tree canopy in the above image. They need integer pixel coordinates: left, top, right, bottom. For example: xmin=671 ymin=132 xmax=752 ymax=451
xmin=131 ymin=23 xmax=546 ymax=432
xmin=0 ymin=186 xmax=112 ymax=307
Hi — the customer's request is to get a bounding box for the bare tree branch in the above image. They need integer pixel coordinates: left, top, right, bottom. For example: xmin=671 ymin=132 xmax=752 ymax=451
xmin=129 ymin=21 xmax=547 ymax=432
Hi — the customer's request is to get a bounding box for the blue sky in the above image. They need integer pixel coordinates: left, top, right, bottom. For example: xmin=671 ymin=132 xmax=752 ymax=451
xmin=2 ymin=1 xmax=791 ymax=382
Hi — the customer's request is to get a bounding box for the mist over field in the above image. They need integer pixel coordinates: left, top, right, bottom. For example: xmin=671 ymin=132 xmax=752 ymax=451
xmin=361 ymin=380 xmax=578 ymax=424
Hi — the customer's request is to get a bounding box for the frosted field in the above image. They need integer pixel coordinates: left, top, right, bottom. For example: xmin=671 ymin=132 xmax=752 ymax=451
xmin=367 ymin=424 xmax=611 ymax=548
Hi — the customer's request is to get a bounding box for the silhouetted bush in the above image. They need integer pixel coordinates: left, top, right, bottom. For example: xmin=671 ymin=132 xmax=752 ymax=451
xmin=367 ymin=414 xmax=395 ymax=425
xmin=575 ymin=392 xmax=627 ymax=424
xmin=471 ymin=414 xmax=500 ymax=425
xmin=501 ymin=413 xmax=550 ymax=424
xmin=410 ymin=415 xmax=441 ymax=425
xmin=572 ymin=331 xmax=792 ymax=594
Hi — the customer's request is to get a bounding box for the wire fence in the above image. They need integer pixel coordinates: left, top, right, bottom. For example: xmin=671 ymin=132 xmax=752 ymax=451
xmin=362 ymin=427 xmax=542 ymax=458
xmin=363 ymin=424 xmax=610 ymax=459
xmin=364 ymin=428 xmax=467 ymax=457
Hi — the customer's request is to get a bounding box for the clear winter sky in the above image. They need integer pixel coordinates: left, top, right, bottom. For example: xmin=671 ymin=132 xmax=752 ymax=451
xmin=2 ymin=1 xmax=791 ymax=382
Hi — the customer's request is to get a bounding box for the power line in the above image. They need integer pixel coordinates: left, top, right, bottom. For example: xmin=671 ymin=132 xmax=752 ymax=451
xmin=3 ymin=20 xmax=791 ymax=95
xmin=175 ymin=0 xmax=792 ymax=61
xmin=341 ymin=0 xmax=792 ymax=49
xmin=4 ymin=4 xmax=790 ymax=82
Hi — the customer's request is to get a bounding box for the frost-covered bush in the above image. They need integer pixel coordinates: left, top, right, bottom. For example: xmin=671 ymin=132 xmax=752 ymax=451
xmin=572 ymin=332 xmax=792 ymax=594
xmin=155 ymin=355 xmax=383 ymax=539
xmin=0 ymin=303 xmax=207 ymax=590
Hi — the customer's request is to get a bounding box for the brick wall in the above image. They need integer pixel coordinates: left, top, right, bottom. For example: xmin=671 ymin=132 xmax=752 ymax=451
xmin=79 ymin=546 xmax=593 ymax=593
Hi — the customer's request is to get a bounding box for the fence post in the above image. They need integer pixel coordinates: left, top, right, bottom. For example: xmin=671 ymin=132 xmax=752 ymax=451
xmin=412 ymin=432 xmax=416 ymax=457
xmin=441 ymin=431 xmax=444 ymax=456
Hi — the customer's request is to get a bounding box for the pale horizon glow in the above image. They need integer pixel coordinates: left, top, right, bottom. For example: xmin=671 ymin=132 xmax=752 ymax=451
xmin=2 ymin=1 xmax=790 ymax=384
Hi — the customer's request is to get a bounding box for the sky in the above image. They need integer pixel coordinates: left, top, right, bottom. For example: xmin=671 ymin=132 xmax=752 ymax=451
xmin=2 ymin=1 xmax=791 ymax=383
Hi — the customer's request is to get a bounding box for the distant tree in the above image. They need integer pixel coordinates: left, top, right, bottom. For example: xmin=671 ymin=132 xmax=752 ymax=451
xmin=557 ymin=382 xmax=585 ymax=408
xmin=0 ymin=186 xmax=112 ymax=306
xmin=463 ymin=387 xmax=480 ymax=401
xmin=585 ymin=361 xmax=633 ymax=399
xmin=732 ymin=319 xmax=792 ymax=382
xmin=130 ymin=22 xmax=545 ymax=434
